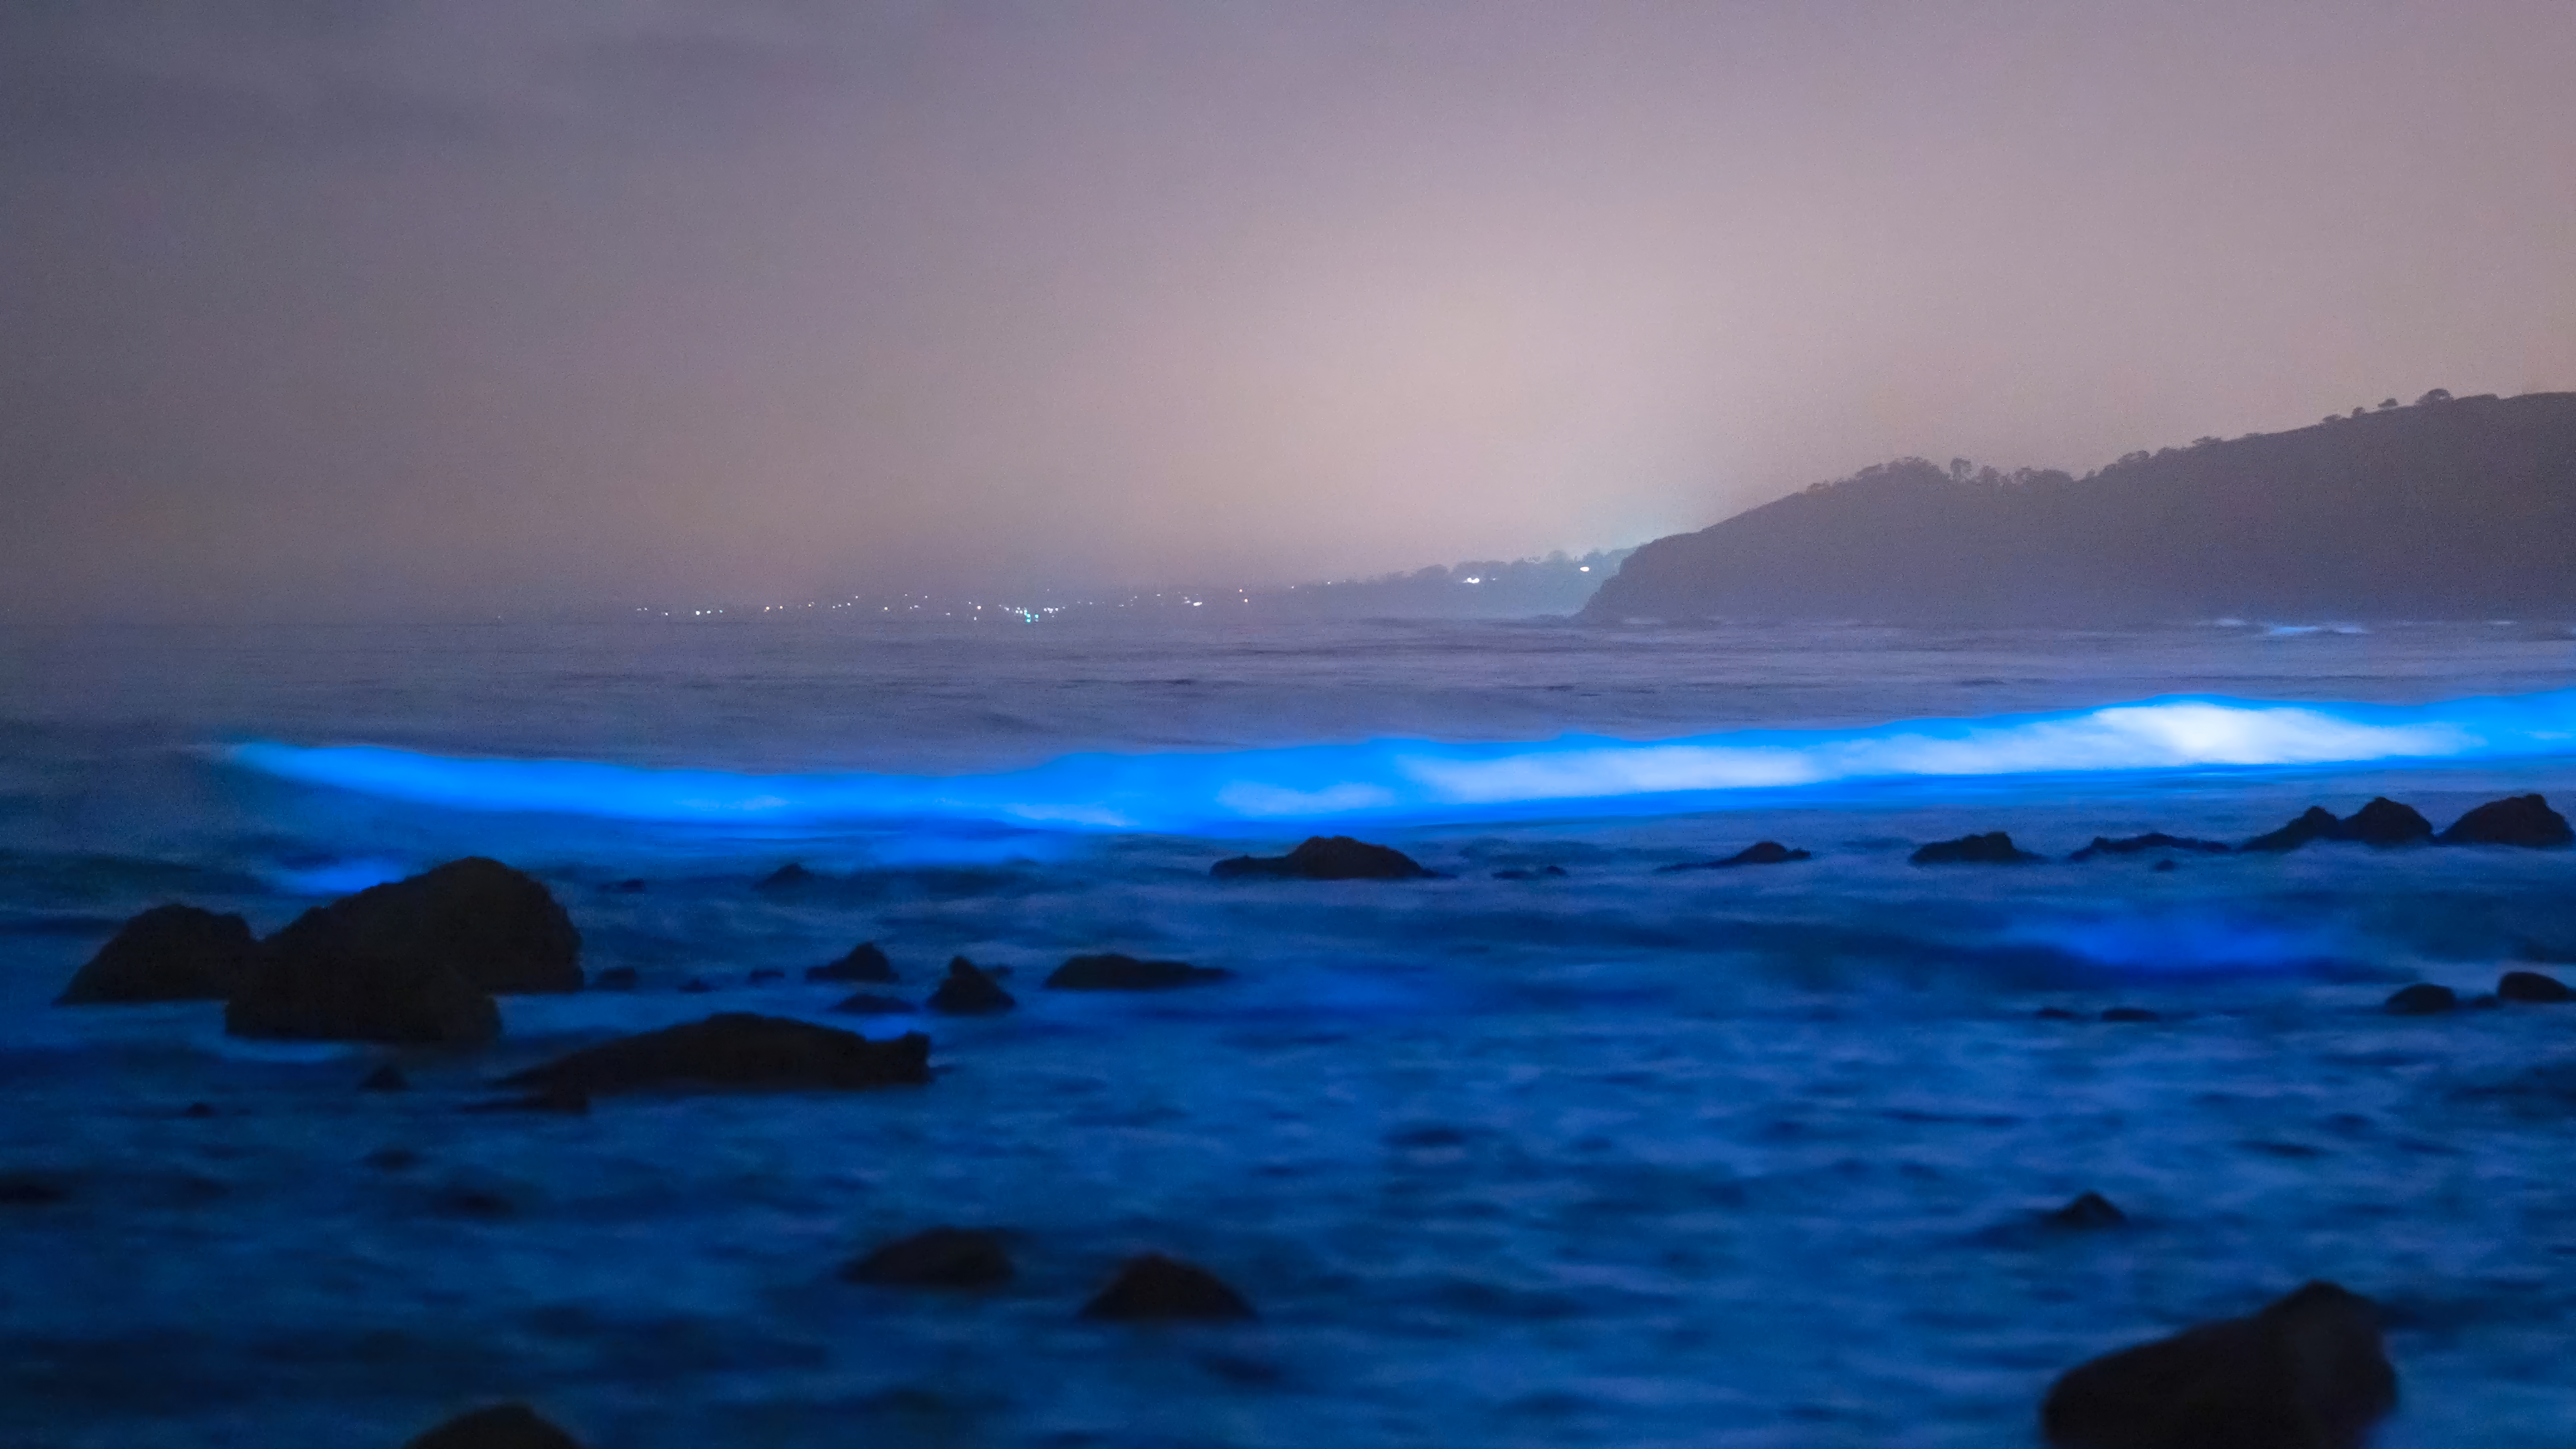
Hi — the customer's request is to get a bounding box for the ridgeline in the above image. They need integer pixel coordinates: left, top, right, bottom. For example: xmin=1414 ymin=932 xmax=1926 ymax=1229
xmin=1582 ymin=391 xmax=2576 ymax=624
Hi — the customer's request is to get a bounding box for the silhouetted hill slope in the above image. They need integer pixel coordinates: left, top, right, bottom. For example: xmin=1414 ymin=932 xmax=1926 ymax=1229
xmin=1582 ymin=391 xmax=2576 ymax=623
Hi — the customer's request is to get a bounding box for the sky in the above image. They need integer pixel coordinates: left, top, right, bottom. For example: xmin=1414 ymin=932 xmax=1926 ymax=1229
xmin=4 ymin=1 xmax=2573 ymax=621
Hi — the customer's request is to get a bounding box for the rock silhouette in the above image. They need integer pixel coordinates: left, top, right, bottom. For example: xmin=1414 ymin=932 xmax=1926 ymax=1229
xmin=806 ymin=941 xmax=896 ymax=983
xmin=2497 ymin=969 xmax=2572 ymax=1003
xmin=830 ymin=992 xmax=915 ymax=1015
xmin=1493 ymin=864 xmax=1571 ymax=879
xmin=927 ymin=957 xmax=1016 ymax=1015
xmin=2243 ymin=798 xmax=2431 ymax=852
xmin=2067 ymin=833 xmax=2232 ymax=862
xmin=498 ymin=1013 xmax=930 ymax=1095
xmin=226 ymin=858 xmax=581 ymax=1046
xmin=56 ymin=904 xmax=257 ymax=1005
xmin=1910 ymin=832 xmax=2042 ymax=865
xmin=401 ymin=1402 xmax=585 ymax=1449
xmin=1212 ymin=836 xmax=1431 ymax=880
xmin=2383 ymin=983 xmax=2457 ymax=1015
xmin=1044 ymin=953 xmax=1232 ymax=990
xmin=2437 ymin=793 xmax=2572 ymax=847
xmin=1079 ymin=1253 xmax=1255 ymax=1321
xmin=2045 ymin=1192 xmax=2128 ymax=1229
xmin=754 ymin=862 xmax=819 ymax=891
xmin=840 ymin=1227 xmax=1013 ymax=1288
xmin=2040 ymin=1280 xmax=2396 ymax=1449
xmin=1658 ymin=841 xmax=1813 ymax=872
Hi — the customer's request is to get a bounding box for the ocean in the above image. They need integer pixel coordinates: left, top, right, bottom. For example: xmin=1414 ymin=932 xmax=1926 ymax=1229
xmin=3 ymin=616 xmax=2574 ymax=1447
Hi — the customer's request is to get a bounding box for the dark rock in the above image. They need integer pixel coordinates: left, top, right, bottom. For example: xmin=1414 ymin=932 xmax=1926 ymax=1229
xmin=1910 ymin=832 xmax=2042 ymax=865
xmin=2242 ymin=806 xmax=2342 ymax=853
xmin=2469 ymin=993 xmax=2503 ymax=1009
xmin=2152 ymin=859 xmax=2178 ymax=872
xmin=678 ymin=976 xmax=715 ymax=994
xmin=227 ymin=857 xmax=580 ymax=1044
xmin=2040 ymin=1280 xmax=2396 ymax=1449
xmin=609 ymin=878 xmax=647 ymax=893
xmin=430 ymin=1185 xmax=516 ymax=1219
xmin=365 ymin=1147 xmax=423 ymax=1171
xmin=2340 ymin=797 xmax=2434 ymax=846
xmin=1045 ymin=953 xmax=1232 ymax=991
xmin=361 ymin=1064 xmax=411 ymax=1092
xmin=2245 ymin=798 xmax=2433 ymax=852
xmin=401 ymin=1402 xmax=584 ymax=1449
xmin=498 ymin=1013 xmax=930 ymax=1096
xmin=2438 ymin=793 xmax=2573 ymax=847
xmin=2100 ymin=1007 xmax=2161 ymax=1023
xmin=589 ymin=967 xmax=638 ymax=991
xmin=747 ymin=968 xmax=785 ymax=984
xmin=806 ymin=941 xmax=896 ymax=983
xmin=1658 ymin=841 xmax=1813 ymax=872
xmin=2045 ymin=1191 xmax=2128 ymax=1229
xmin=180 ymin=1102 xmax=217 ymax=1119
xmin=2383 ymin=982 xmax=2457 ymax=1016
xmin=840 ymin=1227 xmax=1014 ymax=1288
xmin=2067 ymin=833 xmax=2233 ymax=862
xmin=464 ymin=1085 xmax=590 ymax=1115
xmin=227 ymin=935 xmax=498 ymax=1047
xmin=2497 ymin=969 xmax=2573 ymax=1004
xmin=830 ymin=992 xmax=915 ymax=1015
xmin=927 ymin=957 xmax=1015 ymax=1015
xmin=1211 ymin=836 xmax=1431 ymax=880
xmin=1079 ymin=1253 xmax=1255 ymax=1321
xmin=56 ymin=903 xmax=258 ymax=1005
xmin=0 ymin=1173 xmax=69 ymax=1206
xmin=754 ymin=862 xmax=819 ymax=892
xmin=2035 ymin=1007 xmax=2083 ymax=1021
xmin=1492 ymin=864 xmax=1571 ymax=879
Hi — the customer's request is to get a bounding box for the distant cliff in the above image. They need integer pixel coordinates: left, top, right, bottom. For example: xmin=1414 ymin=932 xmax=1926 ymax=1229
xmin=1581 ymin=391 xmax=2576 ymax=623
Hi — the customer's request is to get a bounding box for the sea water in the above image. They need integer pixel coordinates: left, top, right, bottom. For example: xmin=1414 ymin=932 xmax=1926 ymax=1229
xmin=2 ymin=618 xmax=2574 ymax=1447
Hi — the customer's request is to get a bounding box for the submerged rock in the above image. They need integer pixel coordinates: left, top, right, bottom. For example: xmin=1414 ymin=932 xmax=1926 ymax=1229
xmin=2067 ymin=833 xmax=2233 ymax=862
xmin=1045 ymin=953 xmax=1232 ymax=991
xmin=754 ymin=862 xmax=820 ymax=892
xmin=2244 ymin=798 xmax=2432 ymax=852
xmin=401 ymin=1402 xmax=585 ymax=1449
xmin=927 ymin=957 xmax=1015 ymax=1015
xmin=2383 ymin=982 xmax=2457 ymax=1015
xmin=1079 ymin=1253 xmax=1255 ymax=1321
xmin=1910 ymin=832 xmax=2042 ymax=865
xmin=1492 ymin=865 xmax=1571 ymax=879
xmin=498 ymin=1013 xmax=930 ymax=1095
xmin=463 ymin=1084 xmax=590 ymax=1115
xmin=589 ymin=967 xmax=638 ymax=991
xmin=0 ymin=1172 xmax=70 ymax=1206
xmin=806 ymin=941 xmax=896 ymax=983
xmin=2437 ymin=794 xmax=2573 ymax=847
xmin=2099 ymin=1007 xmax=2161 ymax=1023
xmin=840 ymin=1227 xmax=1013 ymax=1288
xmin=678 ymin=976 xmax=715 ymax=994
xmin=1211 ymin=836 xmax=1431 ymax=880
xmin=831 ymin=992 xmax=915 ymax=1015
xmin=360 ymin=1064 xmax=411 ymax=1092
xmin=56 ymin=904 xmax=258 ymax=1005
xmin=1658 ymin=841 xmax=1813 ymax=872
xmin=2497 ymin=969 xmax=2573 ymax=1004
xmin=2040 ymin=1280 xmax=2396 ymax=1449
xmin=2045 ymin=1191 xmax=2128 ymax=1230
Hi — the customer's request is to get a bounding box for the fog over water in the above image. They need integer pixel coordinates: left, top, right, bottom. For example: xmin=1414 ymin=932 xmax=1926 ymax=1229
xmin=6 ymin=2 xmax=2576 ymax=619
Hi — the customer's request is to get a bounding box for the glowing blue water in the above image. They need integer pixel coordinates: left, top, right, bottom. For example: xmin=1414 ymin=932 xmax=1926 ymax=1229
xmin=228 ymin=688 xmax=2576 ymax=832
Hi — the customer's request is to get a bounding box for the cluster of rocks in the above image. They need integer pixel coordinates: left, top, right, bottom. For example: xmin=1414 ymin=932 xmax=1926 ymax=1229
xmin=1913 ymin=792 xmax=2570 ymax=866
xmin=2385 ymin=968 xmax=2573 ymax=1014
xmin=841 ymin=1230 xmax=1253 ymax=1320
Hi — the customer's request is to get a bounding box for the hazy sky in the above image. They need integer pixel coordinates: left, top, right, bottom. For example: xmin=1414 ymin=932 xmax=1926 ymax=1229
xmin=5 ymin=1 xmax=2572 ymax=619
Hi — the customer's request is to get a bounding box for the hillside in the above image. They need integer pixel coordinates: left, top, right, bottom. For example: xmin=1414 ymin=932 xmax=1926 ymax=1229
xmin=1581 ymin=391 xmax=2576 ymax=623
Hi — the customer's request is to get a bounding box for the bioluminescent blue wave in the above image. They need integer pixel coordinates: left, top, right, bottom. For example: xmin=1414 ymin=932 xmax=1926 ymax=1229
xmin=228 ymin=689 xmax=2576 ymax=833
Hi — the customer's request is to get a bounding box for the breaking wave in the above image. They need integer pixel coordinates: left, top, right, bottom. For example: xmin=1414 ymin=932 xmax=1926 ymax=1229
xmin=226 ymin=689 xmax=2576 ymax=833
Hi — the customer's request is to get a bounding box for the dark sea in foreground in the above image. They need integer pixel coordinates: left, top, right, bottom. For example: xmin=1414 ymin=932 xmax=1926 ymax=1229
xmin=4 ymin=617 xmax=2575 ymax=1447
